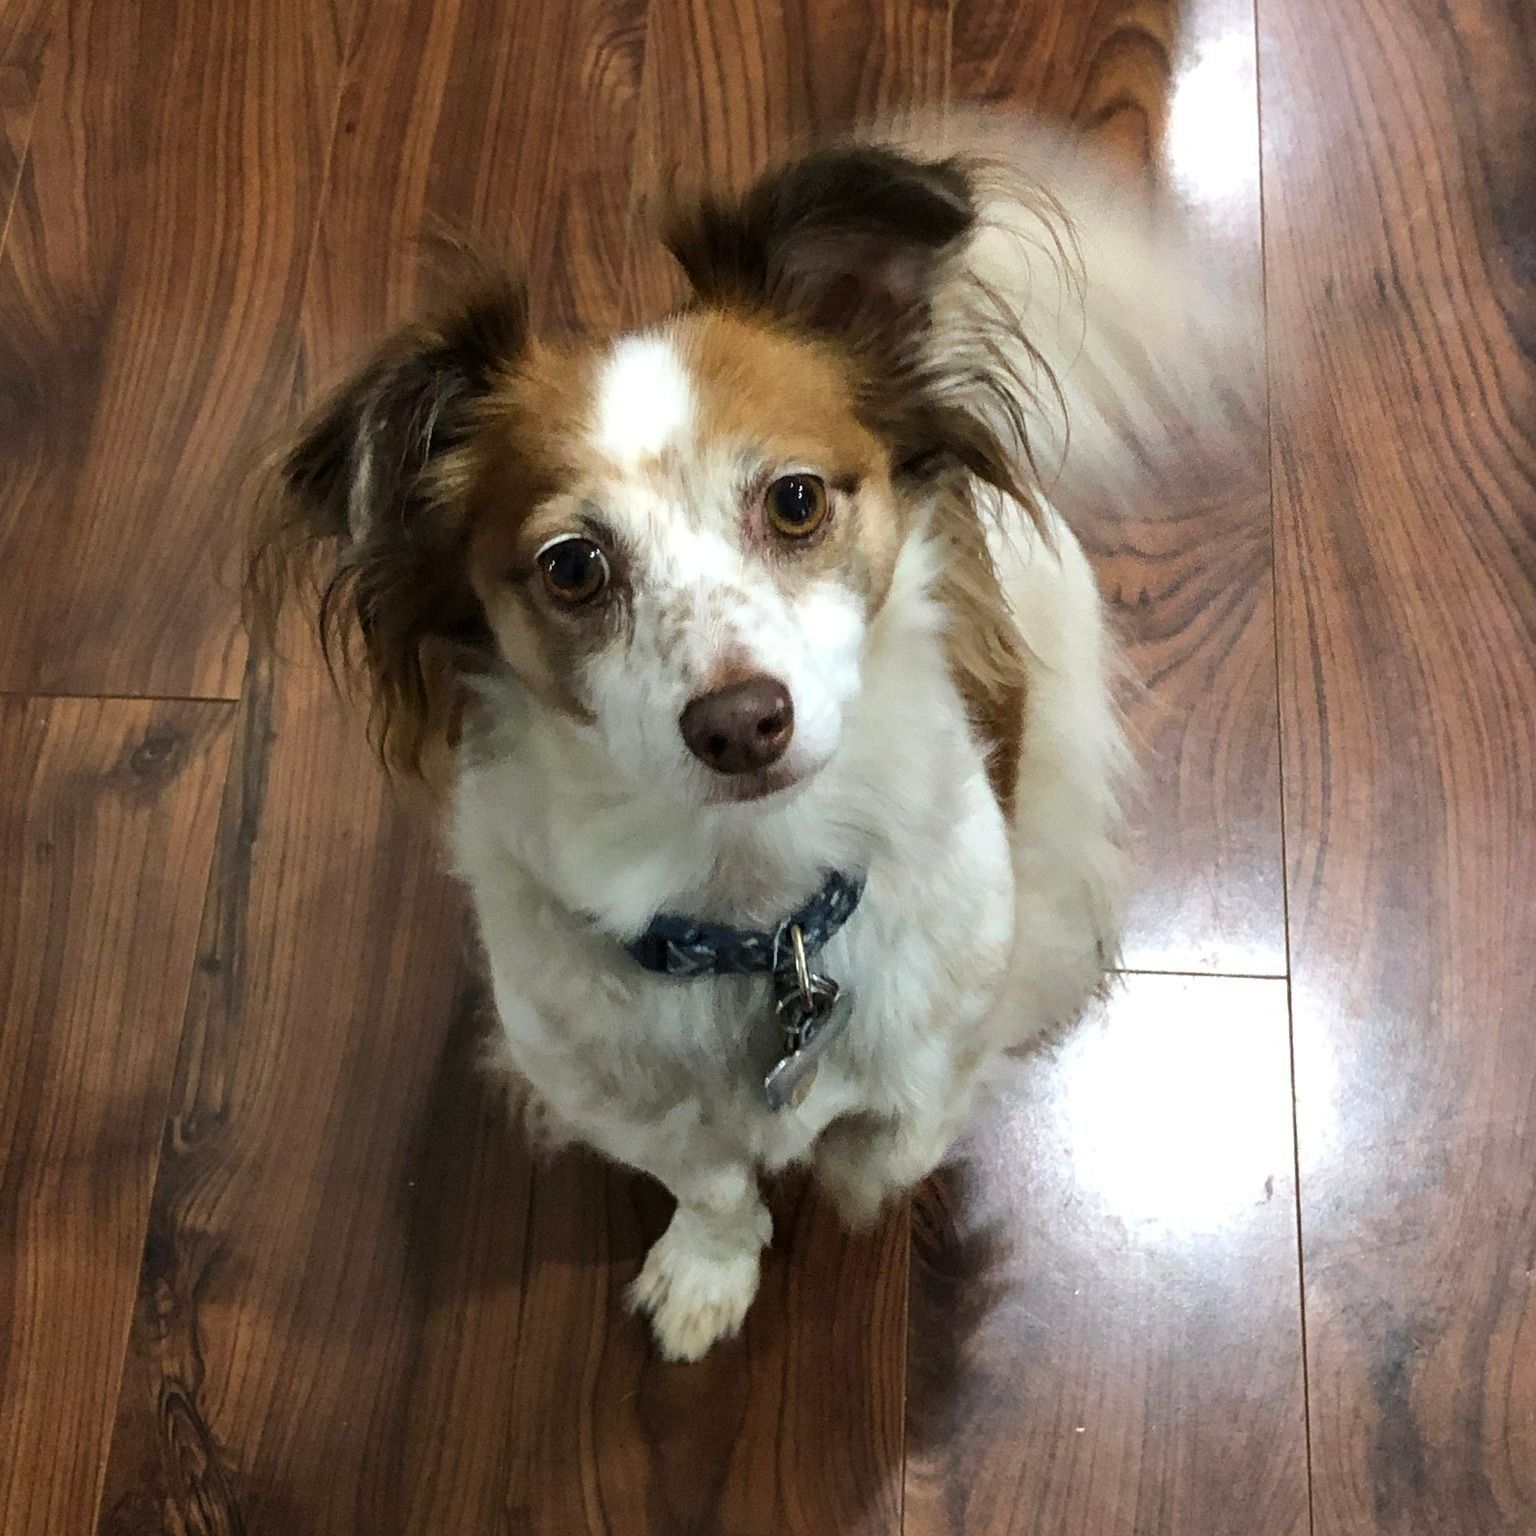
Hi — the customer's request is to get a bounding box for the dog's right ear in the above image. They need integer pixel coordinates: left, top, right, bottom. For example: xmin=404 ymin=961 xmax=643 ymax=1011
xmin=246 ymin=277 xmax=528 ymax=774
xmin=278 ymin=277 xmax=527 ymax=542
xmin=665 ymin=145 xmax=976 ymax=366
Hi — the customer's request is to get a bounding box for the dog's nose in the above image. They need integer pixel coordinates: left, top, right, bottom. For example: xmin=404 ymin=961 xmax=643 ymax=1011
xmin=679 ymin=676 xmax=795 ymax=775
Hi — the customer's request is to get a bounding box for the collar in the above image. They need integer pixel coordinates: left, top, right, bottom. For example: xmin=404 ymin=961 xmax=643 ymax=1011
xmin=622 ymin=870 xmax=865 ymax=979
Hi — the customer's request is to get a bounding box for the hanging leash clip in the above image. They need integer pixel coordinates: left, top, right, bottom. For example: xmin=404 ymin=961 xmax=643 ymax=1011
xmin=763 ymin=922 xmax=854 ymax=1112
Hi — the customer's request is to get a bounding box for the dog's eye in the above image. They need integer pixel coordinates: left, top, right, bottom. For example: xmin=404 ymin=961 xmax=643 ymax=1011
xmin=764 ymin=474 xmax=829 ymax=539
xmin=537 ymin=537 xmax=609 ymax=605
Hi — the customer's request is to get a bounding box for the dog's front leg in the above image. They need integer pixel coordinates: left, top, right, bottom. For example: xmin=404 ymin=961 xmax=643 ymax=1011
xmin=624 ymin=1156 xmax=771 ymax=1362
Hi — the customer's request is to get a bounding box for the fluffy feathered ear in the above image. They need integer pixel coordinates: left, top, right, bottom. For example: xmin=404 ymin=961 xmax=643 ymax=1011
xmin=246 ymin=278 xmax=527 ymax=775
xmin=665 ymin=144 xmax=1045 ymax=506
xmin=665 ymin=145 xmax=976 ymax=362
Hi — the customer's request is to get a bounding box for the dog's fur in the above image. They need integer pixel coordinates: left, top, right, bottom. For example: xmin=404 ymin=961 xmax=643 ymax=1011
xmin=249 ymin=113 xmax=1228 ymax=1360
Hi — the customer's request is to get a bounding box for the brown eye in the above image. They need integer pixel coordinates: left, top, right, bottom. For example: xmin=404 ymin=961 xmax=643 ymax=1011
xmin=537 ymin=537 xmax=609 ymax=605
xmin=765 ymin=474 xmax=829 ymax=539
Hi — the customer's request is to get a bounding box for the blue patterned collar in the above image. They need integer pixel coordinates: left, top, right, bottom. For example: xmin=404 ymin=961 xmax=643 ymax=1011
xmin=623 ymin=870 xmax=865 ymax=979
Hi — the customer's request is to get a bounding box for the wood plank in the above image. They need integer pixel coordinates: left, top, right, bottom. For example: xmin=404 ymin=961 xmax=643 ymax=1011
xmin=0 ymin=88 xmax=32 ymax=266
xmin=914 ymin=7 xmax=1299 ymax=1524
xmin=0 ymin=696 xmax=234 ymax=1535
xmin=96 ymin=0 xmax=652 ymax=1528
xmin=1260 ymin=0 xmax=1536 ymax=1529
xmin=950 ymin=0 xmax=1175 ymax=162
xmin=0 ymin=0 xmax=342 ymax=698
xmin=0 ymin=0 xmax=53 ymax=64
xmin=94 ymin=643 xmax=487 ymax=1536
xmin=903 ymin=973 xmax=1310 ymax=1535
xmin=636 ymin=0 xmax=947 ymax=187
xmin=0 ymin=65 xmax=34 ymax=252
xmin=954 ymin=0 xmax=1285 ymax=976
xmin=306 ymin=0 xmax=649 ymax=356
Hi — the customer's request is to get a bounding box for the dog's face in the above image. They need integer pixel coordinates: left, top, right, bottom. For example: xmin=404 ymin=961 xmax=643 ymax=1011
xmin=466 ymin=312 xmax=905 ymax=803
xmin=251 ymin=146 xmax=1031 ymax=800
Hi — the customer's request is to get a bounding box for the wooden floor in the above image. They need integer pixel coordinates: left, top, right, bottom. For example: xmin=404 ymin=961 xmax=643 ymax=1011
xmin=1 ymin=0 xmax=1532 ymax=1530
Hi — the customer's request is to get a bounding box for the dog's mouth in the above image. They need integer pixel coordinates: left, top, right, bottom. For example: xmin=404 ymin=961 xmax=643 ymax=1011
xmin=706 ymin=764 xmax=808 ymax=805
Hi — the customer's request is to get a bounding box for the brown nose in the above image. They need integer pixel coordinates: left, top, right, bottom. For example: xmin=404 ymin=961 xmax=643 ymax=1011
xmin=679 ymin=676 xmax=795 ymax=775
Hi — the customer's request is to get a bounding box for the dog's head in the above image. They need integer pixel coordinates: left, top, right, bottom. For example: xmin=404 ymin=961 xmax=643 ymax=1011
xmin=249 ymin=146 xmax=1035 ymax=805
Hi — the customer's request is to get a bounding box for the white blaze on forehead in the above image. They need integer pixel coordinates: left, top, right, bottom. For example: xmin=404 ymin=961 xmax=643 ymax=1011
xmin=593 ymin=332 xmax=694 ymax=465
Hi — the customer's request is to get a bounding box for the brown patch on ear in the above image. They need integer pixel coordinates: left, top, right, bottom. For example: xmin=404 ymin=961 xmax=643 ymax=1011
xmin=931 ymin=483 xmax=1030 ymax=815
xmin=245 ymin=278 xmax=527 ymax=776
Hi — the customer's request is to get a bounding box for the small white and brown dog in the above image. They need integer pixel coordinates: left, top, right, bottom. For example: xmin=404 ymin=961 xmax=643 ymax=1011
xmin=251 ymin=114 xmax=1229 ymax=1360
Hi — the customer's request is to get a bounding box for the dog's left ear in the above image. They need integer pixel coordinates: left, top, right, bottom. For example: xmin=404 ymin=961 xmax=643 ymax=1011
xmin=246 ymin=278 xmax=527 ymax=775
xmin=665 ymin=145 xmax=975 ymax=357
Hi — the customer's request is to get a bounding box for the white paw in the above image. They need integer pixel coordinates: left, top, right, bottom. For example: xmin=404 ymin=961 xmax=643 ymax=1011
xmin=627 ymin=1226 xmax=762 ymax=1362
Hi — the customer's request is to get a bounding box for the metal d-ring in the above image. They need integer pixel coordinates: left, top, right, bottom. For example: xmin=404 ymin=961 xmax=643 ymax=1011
xmin=787 ymin=922 xmax=813 ymax=1006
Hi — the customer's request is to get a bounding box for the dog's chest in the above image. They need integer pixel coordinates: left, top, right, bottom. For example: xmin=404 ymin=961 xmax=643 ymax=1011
xmin=482 ymin=818 xmax=1013 ymax=1155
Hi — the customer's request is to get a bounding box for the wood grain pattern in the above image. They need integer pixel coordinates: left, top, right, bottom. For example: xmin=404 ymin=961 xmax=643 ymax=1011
xmin=951 ymin=0 xmax=1176 ymax=163
xmin=0 ymin=0 xmax=1519 ymax=1531
xmin=307 ymin=0 xmax=649 ymax=359
xmin=0 ymin=696 xmax=233 ymax=1535
xmin=0 ymin=0 xmax=51 ymax=279
xmin=957 ymin=0 xmax=1285 ymax=977
xmin=94 ymin=644 xmax=484 ymax=1536
xmin=97 ymin=1 xmax=653 ymax=1529
xmin=0 ymin=0 xmax=340 ymax=699
xmin=0 ymin=65 xmax=34 ymax=252
xmin=1261 ymin=0 xmax=1536 ymax=1529
xmin=0 ymin=0 xmax=53 ymax=64
xmin=627 ymin=0 xmax=949 ymax=316
xmin=904 ymin=974 xmax=1310 ymax=1536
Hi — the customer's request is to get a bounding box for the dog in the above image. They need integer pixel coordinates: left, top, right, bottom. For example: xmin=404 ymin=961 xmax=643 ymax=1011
xmin=249 ymin=111 xmax=1233 ymax=1360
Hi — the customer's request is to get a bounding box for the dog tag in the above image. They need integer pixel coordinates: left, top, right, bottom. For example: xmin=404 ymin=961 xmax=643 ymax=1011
xmin=763 ymin=978 xmax=854 ymax=1112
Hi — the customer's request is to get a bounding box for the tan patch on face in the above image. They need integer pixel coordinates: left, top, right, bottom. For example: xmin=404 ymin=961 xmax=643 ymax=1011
xmin=679 ymin=312 xmax=875 ymax=469
xmin=461 ymin=337 xmax=616 ymax=720
xmin=676 ymin=310 xmax=906 ymax=609
xmin=499 ymin=337 xmax=604 ymax=483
